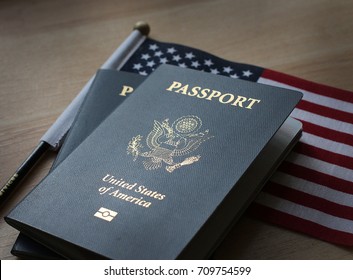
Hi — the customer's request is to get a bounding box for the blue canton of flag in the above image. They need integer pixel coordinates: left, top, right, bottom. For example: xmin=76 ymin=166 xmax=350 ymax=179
xmin=121 ymin=38 xmax=263 ymax=82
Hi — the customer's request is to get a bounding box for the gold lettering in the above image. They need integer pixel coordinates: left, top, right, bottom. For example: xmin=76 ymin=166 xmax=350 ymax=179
xmin=119 ymin=85 xmax=134 ymax=96
xmin=103 ymin=174 xmax=122 ymax=185
xmin=101 ymin=174 xmax=165 ymax=208
xmin=102 ymin=174 xmax=112 ymax=182
xmin=166 ymin=81 xmax=182 ymax=91
xmin=219 ymin=93 xmax=235 ymax=104
xmin=156 ymin=194 xmax=166 ymax=200
xmin=109 ymin=189 xmax=120 ymax=197
xmin=126 ymin=182 xmax=137 ymax=190
xmin=197 ymin=88 xmax=210 ymax=99
xmin=246 ymin=98 xmax=261 ymax=109
xmin=165 ymin=81 xmax=261 ymax=109
xmin=130 ymin=197 xmax=139 ymax=203
xmin=135 ymin=185 xmax=165 ymax=200
xmin=231 ymin=95 xmax=248 ymax=107
xmin=189 ymin=86 xmax=201 ymax=97
xmin=141 ymin=201 xmax=151 ymax=208
xmin=116 ymin=193 xmax=128 ymax=200
xmin=206 ymin=90 xmax=222 ymax=101
xmin=0 ymin=173 xmax=18 ymax=196
xmin=175 ymin=84 xmax=189 ymax=95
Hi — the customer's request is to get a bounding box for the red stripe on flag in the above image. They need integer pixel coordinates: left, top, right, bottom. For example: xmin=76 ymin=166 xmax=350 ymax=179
xmin=248 ymin=203 xmax=353 ymax=246
xmin=300 ymin=120 xmax=353 ymax=146
xmin=293 ymin=142 xmax=353 ymax=170
xmin=262 ymin=69 xmax=353 ymax=103
xmin=297 ymin=100 xmax=353 ymax=124
xmin=278 ymin=161 xmax=353 ymax=195
xmin=264 ymin=182 xmax=353 ymax=221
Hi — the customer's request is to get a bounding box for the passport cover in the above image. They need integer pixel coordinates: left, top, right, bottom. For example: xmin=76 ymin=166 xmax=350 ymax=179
xmin=12 ymin=70 xmax=145 ymax=259
xmin=6 ymin=64 xmax=303 ymax=259
xmin=52 ymin=70 xmax=146 ymax=168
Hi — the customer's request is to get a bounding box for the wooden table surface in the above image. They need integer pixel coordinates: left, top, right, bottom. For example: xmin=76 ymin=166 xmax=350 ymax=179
xmin=1 ymin=0 xmax=353 ymax=260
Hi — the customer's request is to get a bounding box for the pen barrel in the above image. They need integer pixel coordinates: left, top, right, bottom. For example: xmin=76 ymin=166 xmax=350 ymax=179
xmin=0 ymin=141 xmax=50 ymax=207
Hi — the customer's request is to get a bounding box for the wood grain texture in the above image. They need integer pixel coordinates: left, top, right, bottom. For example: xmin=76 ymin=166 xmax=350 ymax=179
xmin=1 ymin=0 xmax=353 ymax=260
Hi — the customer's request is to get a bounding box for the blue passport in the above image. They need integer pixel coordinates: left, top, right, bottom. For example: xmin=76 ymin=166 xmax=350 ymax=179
xmin=11 ymin=70 xmax=145 ymax=259
xmin=6 ymin=64 xmax=302 ymax=259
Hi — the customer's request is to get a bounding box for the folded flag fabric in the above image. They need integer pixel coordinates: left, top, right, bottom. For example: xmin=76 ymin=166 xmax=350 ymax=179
xmin=121 ymin=38 xmax=353 ymax=246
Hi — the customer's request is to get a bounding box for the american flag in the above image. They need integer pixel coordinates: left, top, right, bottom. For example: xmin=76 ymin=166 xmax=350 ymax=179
xmin=121 ymin=38 xmax=353 ymax=246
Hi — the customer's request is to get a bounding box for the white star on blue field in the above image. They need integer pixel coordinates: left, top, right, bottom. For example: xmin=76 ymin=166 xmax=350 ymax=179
xmin=122 ymin=39 xmax=262 ymax=82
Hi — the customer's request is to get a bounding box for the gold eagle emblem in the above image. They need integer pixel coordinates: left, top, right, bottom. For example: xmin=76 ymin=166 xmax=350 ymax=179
xmin=127 ymin=115 xmax=213 ymax=172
